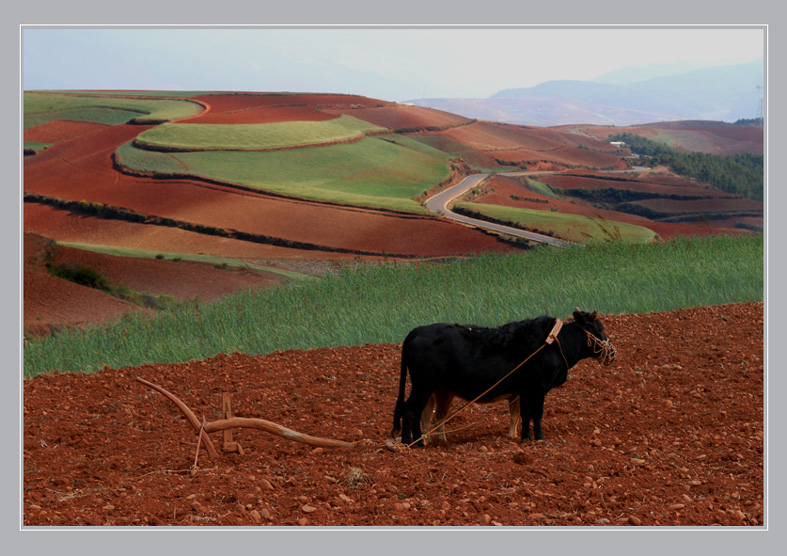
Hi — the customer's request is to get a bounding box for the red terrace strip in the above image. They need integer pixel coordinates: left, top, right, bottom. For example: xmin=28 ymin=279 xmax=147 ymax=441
xmin=179 ymin=93 xmax=396 ymax=124
xmin=325 ymin=104 xmax=475 ymax=132
xmin=24 ymin=120 xmax=110 ymax=144
xmin=22 ymin=231 xmax=288 ymax=336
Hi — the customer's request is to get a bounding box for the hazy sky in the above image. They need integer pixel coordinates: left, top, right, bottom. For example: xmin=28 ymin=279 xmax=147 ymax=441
xmin=22 ymin=26 xmax=765 ymax=101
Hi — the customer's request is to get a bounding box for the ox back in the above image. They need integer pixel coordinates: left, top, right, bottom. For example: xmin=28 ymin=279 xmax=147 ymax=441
xmin=391 ymin=309 xmax=614 ymax=446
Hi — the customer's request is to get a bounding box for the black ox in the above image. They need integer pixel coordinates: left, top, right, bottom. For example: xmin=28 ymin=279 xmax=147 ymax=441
xmin=391 ymin=308 xmax=616 ymax=446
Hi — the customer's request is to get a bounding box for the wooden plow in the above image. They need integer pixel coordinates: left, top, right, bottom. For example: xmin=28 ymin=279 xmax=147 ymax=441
xmin=135 ymin=377 xmax=356 ymax=462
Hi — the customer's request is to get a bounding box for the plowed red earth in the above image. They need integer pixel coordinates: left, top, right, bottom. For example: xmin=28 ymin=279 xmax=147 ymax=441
xmin=326 ymin=104 xmax=474 ymax=131
xmin=23 ymin=202 xmax=374 ymax=263
xmin=23 ymin=303 xmax=764 ymax=527
xmin=24 ymin=120 xmax=111 ymax=144
xmin=180 ymin=93 xmax=388 ymax=124
xmin=439 ymin=122 xmax=626 ymax=170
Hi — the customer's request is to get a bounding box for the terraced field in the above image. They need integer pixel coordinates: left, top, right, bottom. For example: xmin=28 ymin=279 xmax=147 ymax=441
xmin=23 ymin=90 xmax=763 ymax=335
xmin=133 ymin=115 xmax=385 ymax=151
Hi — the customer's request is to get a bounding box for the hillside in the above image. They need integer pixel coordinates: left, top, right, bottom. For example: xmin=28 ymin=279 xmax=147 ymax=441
xmin=23 ymin=90 xmax=763 ymax=335
xmin=569 ymin=120 xmax=763 ymax=156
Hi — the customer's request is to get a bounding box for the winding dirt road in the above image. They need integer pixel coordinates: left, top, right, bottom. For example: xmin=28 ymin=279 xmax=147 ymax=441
xmin=424 ymin=167 xmax=650 ymax=246
xmin=424 ymin=172 xmax=569 ymax=247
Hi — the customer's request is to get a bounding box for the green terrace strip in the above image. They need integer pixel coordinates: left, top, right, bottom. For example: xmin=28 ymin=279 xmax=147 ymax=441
xmin=41 ymin=90 xmax=220 ymax=98
xmin=23 ymin=234 xmax=763 ymax=377
xmin=24 ymin=142 xmax=50 ymax=154
xmin=116 ymin=134 xmax=452 ymax=213
xmin=454 ymin=202 xmax=658 ymax=243
xmin=133 ymin=115 xmax=387 ymax=151
xmin=524 ymin=178 xmax=562 ymax=200
xmin=60 ymin=243 xmax=313 ymax=282
xmin=24 ymin=91 xmax=204 ymax=126
xmin=45 ymin=261 xmax=176 ymax=311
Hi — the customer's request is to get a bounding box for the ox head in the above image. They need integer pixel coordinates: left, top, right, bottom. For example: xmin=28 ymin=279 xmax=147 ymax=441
xmin=573 ymin=307 xmax=617 ymax=366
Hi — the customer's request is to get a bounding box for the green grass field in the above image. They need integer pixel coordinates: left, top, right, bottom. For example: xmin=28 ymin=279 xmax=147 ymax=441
xmin=134 ymin=115 xmax=386 ymax=151
xmin=23 ymin=234 xmax=763 ymax=377
xmin=455 ymin=202 xmax=658 ymax=243
xmin=524 ymin=178 xmax=562 ymax=200
xmin=60 ymin=243 xmax=313 ymax=282
xmin=24 ymin=92 xmax=204 ymax=126
xmin=115 ymin=141 xmax=188 ymax=174
xmin=40 ymin=90 xmax=219 ymax=98
xmin=117 ymin=134 xmax=453 ymax=213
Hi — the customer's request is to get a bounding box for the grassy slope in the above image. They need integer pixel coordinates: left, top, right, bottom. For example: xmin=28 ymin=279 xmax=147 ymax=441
xmin=455 ymin=202 xmax=658 ymax=243
xmin=60 ymin=243 xmax=313 ymax=282
xmin=134 ymin=115 xmax=385 ymax=150
xmin=117 ymin=134 xmax=453 ymax=213
xmin=24 ymin=92 xmax=203 ymax=126
xmin=23 ymin=234 xmax=763 ymax=376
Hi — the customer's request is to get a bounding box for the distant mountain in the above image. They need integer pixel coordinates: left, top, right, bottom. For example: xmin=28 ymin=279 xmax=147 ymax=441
xmin=407 ymin=59 xmax=763 ymax=127
xmin=589 ymin=61 xmax=708 ymax=85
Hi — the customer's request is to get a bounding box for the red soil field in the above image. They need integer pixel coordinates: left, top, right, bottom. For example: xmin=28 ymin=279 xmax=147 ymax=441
xmin=24 ymin=202 xmax=346 ymax=262
xmin=179 ymin=93 xmax=394 ymax=124
xmin=541 ymin=172 xmax=722 ymax=197
xmin=24 ymin=233 xmax=145 ymax=336
xmin=326 ymin=104 xmax=475 ymax=131
xmin=24 ymin=120 xmax=110 ymax=144
xmin=23 ymin=232 xmax=287 ymax=337
xmin=23 ymin=303 xmax=764 ymax=527
xmin=439 ymin=122 xmax=625 ymax=169
xmin=51 ymin=242 xmax=286 ymax=302
xmin=642 ymin=121 xmax=764 ymax=155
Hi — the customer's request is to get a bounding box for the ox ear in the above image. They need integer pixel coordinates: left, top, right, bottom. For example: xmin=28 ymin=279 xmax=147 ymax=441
xmin=573 ymin=308 xmax=598 ymax=323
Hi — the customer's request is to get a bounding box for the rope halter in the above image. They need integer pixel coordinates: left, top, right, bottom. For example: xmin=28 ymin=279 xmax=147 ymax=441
xmin=585 ymin=329 xmax=617 ymax=366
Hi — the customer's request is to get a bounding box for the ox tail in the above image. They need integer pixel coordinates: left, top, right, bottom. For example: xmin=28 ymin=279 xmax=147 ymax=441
xmin=391 ymin=352 xmax=409 ymax=439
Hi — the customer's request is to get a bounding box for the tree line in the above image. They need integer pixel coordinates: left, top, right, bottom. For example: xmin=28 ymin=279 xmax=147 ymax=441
xmin=610 ymin=133 xmax=763 ymax=201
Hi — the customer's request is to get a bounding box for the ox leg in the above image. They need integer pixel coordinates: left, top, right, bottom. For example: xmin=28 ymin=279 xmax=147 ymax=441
xmin=531 ymin=394 xmax=547 ymax=441
xmin=507 ymin=396 xmax=521 ymax=440
xmin=420 ymin=395 xmax=436 ymax=444
xmin=402 ymin=389 xmax=432 ymax=446
xmin=431 ymin=389 xmax=455 ymax=443
xmin=519 ymin=397 xmax=533 ymax=441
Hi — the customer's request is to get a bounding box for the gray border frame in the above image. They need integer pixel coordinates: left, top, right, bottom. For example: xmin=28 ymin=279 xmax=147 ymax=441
xmin=8 ymin=2 xmax=781 ymax=555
